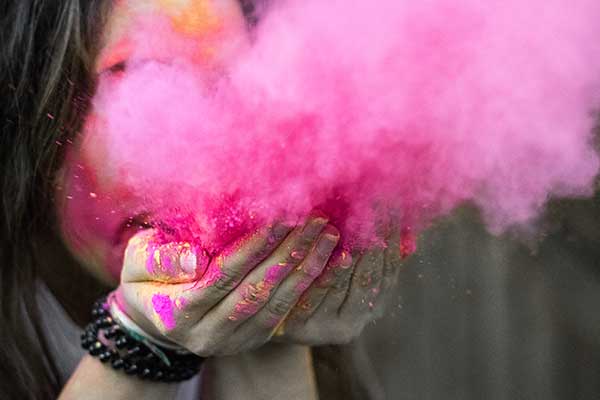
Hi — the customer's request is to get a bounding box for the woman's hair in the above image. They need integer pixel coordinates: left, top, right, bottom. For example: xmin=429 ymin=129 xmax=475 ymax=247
xmin=0 ymin=1 xmax=110 ymax=398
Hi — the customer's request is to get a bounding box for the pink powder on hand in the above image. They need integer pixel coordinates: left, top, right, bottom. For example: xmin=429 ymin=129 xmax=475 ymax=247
xmin=151 ymin=293 xmax=176 ymax=330
xmin=264 ymin=264 xmax=289 ymax=285
xmin=87 ymin=0 xmax=600 ymax=253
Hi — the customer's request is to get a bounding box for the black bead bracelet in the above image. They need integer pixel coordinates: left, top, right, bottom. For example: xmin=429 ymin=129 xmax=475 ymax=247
xmin=81 ymin=297 xmax=204 ymax=383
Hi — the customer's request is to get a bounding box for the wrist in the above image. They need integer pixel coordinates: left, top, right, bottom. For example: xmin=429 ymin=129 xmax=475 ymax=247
xmin=81 ymin=295 xmax=204 ymax=382
xmin=108 ymin=292 xmax=184 ymax=351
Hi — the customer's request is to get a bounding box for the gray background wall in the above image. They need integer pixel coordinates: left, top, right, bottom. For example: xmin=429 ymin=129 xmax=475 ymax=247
xmin=363 ymin=195 xmax=600 ymax=400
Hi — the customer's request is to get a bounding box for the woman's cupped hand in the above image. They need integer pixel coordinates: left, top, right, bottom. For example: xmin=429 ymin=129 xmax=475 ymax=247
xmin=113 ymin=214 xmax=402 ymax=357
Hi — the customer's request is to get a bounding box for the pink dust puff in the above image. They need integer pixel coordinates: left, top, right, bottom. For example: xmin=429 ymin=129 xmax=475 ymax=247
xmin=88 ymin=0 xmax=600 ymax=253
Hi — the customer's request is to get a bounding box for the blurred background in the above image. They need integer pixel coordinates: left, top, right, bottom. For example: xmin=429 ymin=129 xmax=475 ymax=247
xmin=361 ymin=193 xmax=600 ymax=399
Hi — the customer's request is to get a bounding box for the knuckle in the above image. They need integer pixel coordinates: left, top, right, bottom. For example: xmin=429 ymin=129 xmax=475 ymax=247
xmin=301 ymin=258 xmax=328 ymax=277
xmin=293 ymin=239 xmax=315 ymax=255
xmin=265 ymin=296 xmax=295 ymax=317
xmin=240 ymin=289 xmax=269 ymax=309
xmin=300 ymin=264 xmax=322 ymax=279
xmin=212 ymin=269 xmax=243 ymax=294
xmin=331 ymin=273 xmax=352 ymax=290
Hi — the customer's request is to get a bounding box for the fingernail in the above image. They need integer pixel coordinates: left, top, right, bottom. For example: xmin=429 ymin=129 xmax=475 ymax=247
xmin=179 ymin=246 xmax=197 ymax=274
xmin=322 ymin=225 xmax=340 ymax=240
xmin=317 ymin=228 xmax=340 ymax=254
xmin=291 ymin=249 xmax=307 ymax=260
xmin=308 ymin=210 xmax=328 ymax=219
xmin=302 ymin=217 xmax=328 ymax=238
xmin=337 ymin=250 xmax=353 ymax=269
xmin=271 ymin=223 xmax=293 ymax=241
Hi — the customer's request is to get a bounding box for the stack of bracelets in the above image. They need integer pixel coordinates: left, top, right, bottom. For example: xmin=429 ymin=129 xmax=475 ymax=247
xmin=81 ymin=297 xmax=204 ymax=383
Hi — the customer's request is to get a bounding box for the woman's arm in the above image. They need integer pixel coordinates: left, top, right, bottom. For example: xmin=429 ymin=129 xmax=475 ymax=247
xmin=203 ymin=343 xmax=318 ymax=400
xmin=59 ymin=355 xmax=180 ymax=400
xmin=60 ymin=345 xmax=319 ymax=400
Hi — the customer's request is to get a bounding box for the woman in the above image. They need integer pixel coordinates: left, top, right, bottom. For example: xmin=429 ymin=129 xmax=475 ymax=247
xmin=0 ymin=1 xmax=401 ymax=398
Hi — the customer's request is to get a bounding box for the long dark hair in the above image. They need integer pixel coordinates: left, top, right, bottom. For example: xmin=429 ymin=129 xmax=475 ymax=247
xmin=0 ymin=2 xmax=110 ymax=398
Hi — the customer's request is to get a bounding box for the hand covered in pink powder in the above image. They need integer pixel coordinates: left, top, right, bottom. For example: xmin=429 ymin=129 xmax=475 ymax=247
xmin=274 ymin=233 xmax=403 ymax=345
xmin=112 ymin=215 xmax=341 ymax=356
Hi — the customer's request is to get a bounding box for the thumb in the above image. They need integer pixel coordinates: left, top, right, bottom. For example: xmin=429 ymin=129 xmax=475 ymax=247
xmin=121 ymin=229 xmax=209 ymax=284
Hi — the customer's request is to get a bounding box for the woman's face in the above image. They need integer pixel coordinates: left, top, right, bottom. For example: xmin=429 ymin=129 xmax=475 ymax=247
xmin=57 ymin=0 xmax=248 ymax=284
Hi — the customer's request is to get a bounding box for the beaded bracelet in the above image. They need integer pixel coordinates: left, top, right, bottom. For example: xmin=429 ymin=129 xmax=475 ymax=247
xmin=81 ymin=297 xmax=204 ymax=382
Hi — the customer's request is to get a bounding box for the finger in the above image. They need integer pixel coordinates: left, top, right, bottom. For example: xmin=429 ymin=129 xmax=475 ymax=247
xmin=381 ymin=231 xmax=403 ymax=294
xmin=190 ymin=222 xmax=294 ymax=295
xmin=233 ymin=225 xmax=340 ymax=343
xmin=369 ymin=231 xmax=404 ymax=317
xmin=118 ymin=222 xmax=295 ymax=346
xmin=312 ymin=250 xmax=360 ymax=315
xmin=284 ymin=249 xmax=353 ymax=324
xmin=200 ymin=216 xmax=329 ymax=328
xmin=121 ymin=229 xmax=208 ymax=284
xmin=123 ymin=221 xmax=292 ymax=288
xmin=339 ymin=248 xmax=385 ymax=316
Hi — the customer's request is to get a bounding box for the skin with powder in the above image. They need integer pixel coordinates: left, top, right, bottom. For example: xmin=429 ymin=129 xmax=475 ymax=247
xmin=57 ymin=1 xmax=402 ymax=398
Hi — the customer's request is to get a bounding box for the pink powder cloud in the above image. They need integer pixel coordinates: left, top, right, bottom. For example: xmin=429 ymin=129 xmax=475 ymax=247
xmin=90 ymin=0 xmax=600 ymax=253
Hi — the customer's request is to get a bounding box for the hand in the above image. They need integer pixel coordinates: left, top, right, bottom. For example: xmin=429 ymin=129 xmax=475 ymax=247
xmin=113 ymin=216 xmax=340 ymax=356
xmin=274 ymin=233 xmax=403 ymax=345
